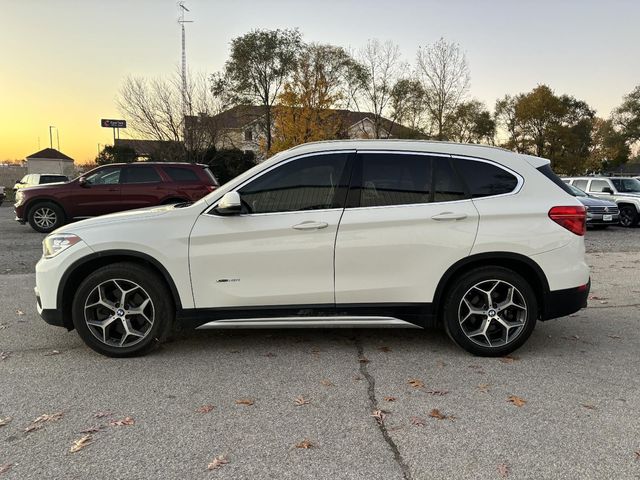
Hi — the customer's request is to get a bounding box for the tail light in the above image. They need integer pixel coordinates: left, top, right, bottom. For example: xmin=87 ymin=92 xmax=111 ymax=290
xmin=548 ymin=206 xmax=586 ymax=236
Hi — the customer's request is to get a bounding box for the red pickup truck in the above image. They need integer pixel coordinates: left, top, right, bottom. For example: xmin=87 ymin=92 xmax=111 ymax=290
xmin=15 ymin=162 xmax=218 ymax=233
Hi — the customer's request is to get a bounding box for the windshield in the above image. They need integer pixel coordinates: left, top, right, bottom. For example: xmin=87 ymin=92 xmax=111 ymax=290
xmin=567 ymin=184 xmax=587 ymax=197
xmin=611 ymin=178 xmax=640 ymax=193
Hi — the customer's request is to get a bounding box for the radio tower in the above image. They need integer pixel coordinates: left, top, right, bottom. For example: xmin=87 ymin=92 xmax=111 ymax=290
xmin=178 ymin=1 xmax=193 ymax=115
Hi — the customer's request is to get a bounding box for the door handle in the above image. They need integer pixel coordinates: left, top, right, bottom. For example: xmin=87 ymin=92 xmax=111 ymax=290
xmin=431 ymin=212 xmax=467 ymax=221
xmin=292 ymin=221 xmax=329 ymax=230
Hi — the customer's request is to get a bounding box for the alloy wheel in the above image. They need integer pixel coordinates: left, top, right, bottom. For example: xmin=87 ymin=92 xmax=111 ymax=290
xmin=84 ymin=279 xmax=155 ymax=348
xmin=33 ymin=207 xmax=57 ymax=229
xmin=619 ymin=207 xmax=634 ymax=227
xmin=458 ymin=279 xmax=527 ymax=348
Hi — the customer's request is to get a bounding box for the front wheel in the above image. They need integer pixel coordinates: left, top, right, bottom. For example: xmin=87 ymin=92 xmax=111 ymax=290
xmin=28 ymin=202 xmax=65 ymax=233
xmin=442 ymin=267 xmax=538 ymax=357
xmin=72 ymin=262 xmax=175 ymax=357
xmin=619 ymin=206 xmax=639 ymax=227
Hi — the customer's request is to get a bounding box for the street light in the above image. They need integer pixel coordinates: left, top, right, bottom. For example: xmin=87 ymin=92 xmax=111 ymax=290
xmin=48 ymin=126 xmax=60 ymax=150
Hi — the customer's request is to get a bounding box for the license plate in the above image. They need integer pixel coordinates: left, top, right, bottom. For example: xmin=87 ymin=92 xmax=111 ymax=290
xmin=603 ymin=214 xmax=613 ymax=221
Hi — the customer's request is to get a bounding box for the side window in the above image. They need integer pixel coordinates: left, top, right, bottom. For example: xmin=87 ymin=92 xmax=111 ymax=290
xmin=121 ymin=166 xmax=162 ymax=184
xmin=588 ymin=179 xmax=610 ymax=193
xmin=238 ymin=153 xmax=349 ymax=214
xmin=573 ymin=179 xmax=588 ymax=190
xmin=454 ymin=158 xmax=518 ymax=198
xmin=163 ymin=166 xmax=199 ymax=182
xmin=433 ymin=158 xmax=466 ymax=202
xmin=358 ymin=153 xmax=432 ymax=207
xmin=86 ymin=167 xmax=121 ymax=185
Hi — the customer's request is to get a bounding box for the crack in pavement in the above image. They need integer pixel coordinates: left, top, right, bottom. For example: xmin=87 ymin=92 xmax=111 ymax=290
xmin=353 ymin=335 xmax=412 ymax=480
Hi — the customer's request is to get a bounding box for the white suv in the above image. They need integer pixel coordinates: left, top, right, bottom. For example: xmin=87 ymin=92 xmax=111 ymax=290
xmin=35 ymin=140 xmax=590 ymax=357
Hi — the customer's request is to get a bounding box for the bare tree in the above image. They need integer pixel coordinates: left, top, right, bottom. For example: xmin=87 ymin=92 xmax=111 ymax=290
xmin=416 ymin=38 xmax=470 ymax=140
xmin=116 ymin=69 xmax=222 ymax=161
xmin=354 ymin=39 xmax=404 ymax=138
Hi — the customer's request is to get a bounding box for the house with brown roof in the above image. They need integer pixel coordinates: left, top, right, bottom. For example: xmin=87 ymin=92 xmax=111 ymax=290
xmin=26 ymin=148 xmax=75 ymax=177
xmin=185 ymin=105 xmax=422 ymax=158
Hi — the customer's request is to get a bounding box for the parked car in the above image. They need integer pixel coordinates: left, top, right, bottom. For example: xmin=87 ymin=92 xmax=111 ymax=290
xmin=0 ymin=186 xmax=5 ymax=206
xmin=15 ymin=162 xmax=218 ymax=233
xmin=564 ymin=176 xmax=640 ymax=227
xmin=13 ymin=173 xmax=69 ymax=191
xmin=565 ymin=183 xmax=619 ymax=228
xmin=35 ymin=140 xmax=590 ymax=358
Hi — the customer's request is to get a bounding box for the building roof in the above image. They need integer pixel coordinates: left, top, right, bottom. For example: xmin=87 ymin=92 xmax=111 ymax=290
xmin=26 ymin=148 xmax=74 ymax=162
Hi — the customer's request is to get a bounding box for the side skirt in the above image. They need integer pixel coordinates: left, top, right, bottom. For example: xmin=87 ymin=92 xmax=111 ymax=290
xmin=176 ymin=303 xmax=435 ymax=330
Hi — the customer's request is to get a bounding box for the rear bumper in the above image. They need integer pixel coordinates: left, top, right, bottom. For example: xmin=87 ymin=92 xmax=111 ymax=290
xmin=541 ymin=279 xmax=590 ymax=321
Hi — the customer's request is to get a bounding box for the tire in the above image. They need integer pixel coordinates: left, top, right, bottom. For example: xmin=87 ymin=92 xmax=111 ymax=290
xmin=619 ymin=205 xmax=639 ymax=228
xmin=28 ymin=201 xmax=65 ymax=233
xmin=71 ymin=262 xmax=175 ymax=357
xmin=442 ymin=266 xmax=538 ymax=357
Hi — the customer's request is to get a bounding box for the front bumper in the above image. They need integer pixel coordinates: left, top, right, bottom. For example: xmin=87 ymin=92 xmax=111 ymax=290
xmin=586 ymin=212 xmax=619 ymax=225
xmin=541 ymin=279 xmax=590 ymax=320
xmin=36 ymin=286 xmax=66 ymax=327
xmin=14 ymin=204 xmax=26 ymax=223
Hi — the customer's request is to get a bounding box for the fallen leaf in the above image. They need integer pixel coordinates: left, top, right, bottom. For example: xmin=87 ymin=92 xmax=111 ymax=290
xmin=497 ymin=463 xmax=510 ymax=478
xmin=378 ymin=346 xmax=392 ymax=352
xmin=371 ymin=409 xmax=387 ymax=424
xmin=25 ymin=412 xmax=64 ymax=432
xmin=581 ymin=404 xmax=597 ymax=410
xmin=359 ymin=356 xmax=370 ymax=364
xmin=500 ymin=355 xmax=519 ymax=364
xmin=0 ymin=417 xmax=12 ymax=427
xmin=353 ymin=375 xmax=363 ymax=381
xmin=320 ymin=379 xmax=334 ymax=387
xmin=80 ymin=425 xmax=104 ymax=434
xmin=0 ymin=324 xmax=7 ymax=330
xmin=425 ymin=389 xmax=449 ymax=396
xmin=262 ymin=352 xmax=277 ymax=358
xmin=311 ymin=347 xmax=321 ymax=354
xmin=410 ymin=416 xmax=426 ymax=427
xmin=429 ymin=409 xmax=446 ymax=420
xmin=43 ymin=350 xmax=61 ymax=356
xmin=607 ymin=334 xmax=621 ymax=339
xmin=207 ymin=455 xmax=228 ymax=470
xmin=588 ymin=295 xmax=606 ymax=300
xmin=295 ymin=439 xmax=314 ymax=449
xmin=24 ymin=424 xmax=43 ymax=433
xmin=507 ymin=395 xmax=526 ymax=407
xmin=383 ymin=396 xmax=397 ymax=402
xmin=15 ymin=309 xmax=24 ymax=316
xmin=93 ymin=411 xmax=112 ymax=418
xmin=0 ymin=352 xmax=9 ymax=361
xmin=69 ymin=434 xmax=93 ymax=453
xmin=109 ymin=416 xmax=134 ymax=426
xmin=408 ymin=378 xmax=424 ymax=389
xmin=0 ymin=463 xmax=12 ymax=475
xmin=477 ymin=383 xmax=491 ymax=393
xmin=235 ymin=399 xmax=254 ymax=406
xmin=195 ymin=405 xmax=215 ymax=413
xmin=436 ymin=360 xmax=447 ymax=368
xmin=294 ymin=396 xmax=310 ymax=407
xmin=635 ymin=450 xmax=640 ymax=460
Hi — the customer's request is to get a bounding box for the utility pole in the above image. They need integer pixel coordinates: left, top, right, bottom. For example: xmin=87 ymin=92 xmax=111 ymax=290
xmin=49 ymin=126 xmax=55 ymax=149
xmin=56 ymin=129 xmax=60 ymax=150
xmin=178 ymin=1 xmax=193 ymax=161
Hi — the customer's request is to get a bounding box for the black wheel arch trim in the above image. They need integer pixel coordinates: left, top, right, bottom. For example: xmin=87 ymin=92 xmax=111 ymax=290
xmin=432 ymin=251 xmax=552 ymax=320
xmin=56 ymin=249 xmax=183 ymax=329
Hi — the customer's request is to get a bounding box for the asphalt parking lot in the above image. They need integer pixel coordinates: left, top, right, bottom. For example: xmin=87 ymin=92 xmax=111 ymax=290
xmin=1 ymin=205 xmax=639 ymax=479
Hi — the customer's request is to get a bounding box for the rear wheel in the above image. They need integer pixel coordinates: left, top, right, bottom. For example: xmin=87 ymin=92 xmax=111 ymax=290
xmin=442 ymin=267 xmax=538 ymax=356
xmin=28 ymin=202 xmax=64 ymax=233
xmin=619 ymin=205 xmax=639 ymax=227
xmin=72 ymin=262 xmax=174 ymax=357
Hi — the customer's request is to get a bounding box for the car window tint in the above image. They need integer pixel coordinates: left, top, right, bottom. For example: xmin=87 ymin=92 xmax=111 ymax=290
xmin=41 ymin=175 xmax=65 ymax=184
xmin=359 ymin=153 xmax=432 ymax=207
xmin=122 ymin=166 xmax=161 ymax=184
xmin=163 ymin=166 xmax=199 ymax=182
xmin=588 ymin=179 xmax=610 ymax=193
xmin=434 ymin=158 xmax=466 ymax=202
xmin=573 ymin=179 xmax=588 ymax=190
xmin=454 ymin=159 xmax=518 ymax=197
xmin=86 ymin=167 xmax=121 ymax=185
xmin=238 ymin=153 xmax=349 ymax=214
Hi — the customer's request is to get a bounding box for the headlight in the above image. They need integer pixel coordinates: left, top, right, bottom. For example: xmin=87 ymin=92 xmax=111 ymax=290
xmin=15 ymin=190 xmax=24 ymax=206
xmin=42 ymin=234 xmax=82 ymax=259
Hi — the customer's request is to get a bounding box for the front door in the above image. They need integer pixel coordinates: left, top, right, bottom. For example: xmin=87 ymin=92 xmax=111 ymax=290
xmin=189 ymin=151 xmax=354 ymax=309
xmin=72 ymin=166 xmax=122 ymax=217
xmin=334 ymin=152 xmax=479 ymax=306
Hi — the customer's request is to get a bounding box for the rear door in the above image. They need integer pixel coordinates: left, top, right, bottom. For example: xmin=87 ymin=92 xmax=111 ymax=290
xmin=119 ymin=165 xmax=164 ymax=211
xmin=334 ymin=151 xmax=479 ymax=306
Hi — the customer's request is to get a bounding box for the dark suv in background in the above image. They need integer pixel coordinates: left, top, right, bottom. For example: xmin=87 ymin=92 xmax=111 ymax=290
xmin=15 ymin=162 xmax=218 ymax=233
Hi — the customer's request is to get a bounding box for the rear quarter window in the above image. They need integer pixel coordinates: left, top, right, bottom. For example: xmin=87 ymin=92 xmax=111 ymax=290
xmin=454 ymin=158 xmax=519 ymax=198
xmin=162 ymin=166 xmax=200 ymax=182
xmin=536 ymin=164 xmax=574 ymax=195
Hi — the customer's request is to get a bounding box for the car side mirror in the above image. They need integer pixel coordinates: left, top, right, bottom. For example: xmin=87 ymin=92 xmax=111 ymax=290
xmin=78 ymin=177 xmax=88 ymax=187
xmin=602 ymin=187 xmax=613 ymax=194
xmin=215 ymin=191 xmax=242 ymax=215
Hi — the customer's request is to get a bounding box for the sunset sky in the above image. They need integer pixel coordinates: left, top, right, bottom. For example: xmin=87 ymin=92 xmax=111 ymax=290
xmin=1 ymin=0 xmax=639 ymax=164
